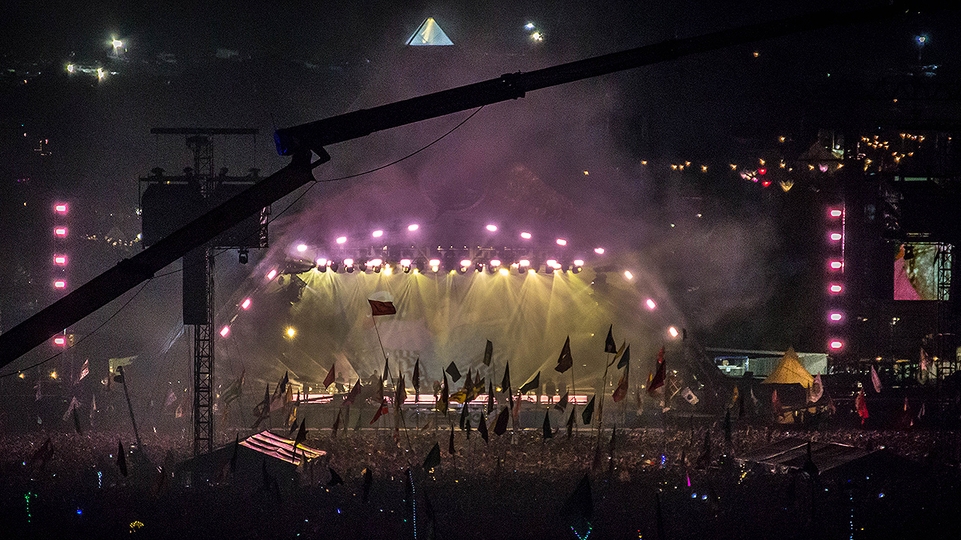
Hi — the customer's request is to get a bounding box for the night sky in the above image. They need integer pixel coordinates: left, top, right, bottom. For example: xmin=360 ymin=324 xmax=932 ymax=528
xmin=1 ymin=1 xmax=959 ymax=383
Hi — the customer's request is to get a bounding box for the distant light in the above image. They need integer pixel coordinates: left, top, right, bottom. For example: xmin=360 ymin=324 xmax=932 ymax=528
xmin=669 ymin=327 xmax=679 ymax=338
xmin=344 ymin=258 xmax=354 ymax=266
xmin=624 ymin=270 xmax=634 ymax=280
xmin=460 ymin=259 xmax=472 ymax=268
xmin=829 ymin=208 xmax=843 ymax=218
xmin=530 ymin=31 xmax=544 ymax=42
xmin=498 ymin=268 xmax=510 ymax=276
xmin=573 ymin=259 xmax=584 ymax=267
xmin=372 ymin=230 xmax=384 ymax=238
xmin=485 ymin=224 xmax=498 ymax=232
xmin=829 ymin=232 xmax=842 ymax=242
xmin=646 ymin=298 xmax=657 ymax=310
xmin=296 ymin=244 xmax=308 ymax=253
xmin=317 ymin=258 xmax=328 ymax=267
xmin=53 ymin=254 xmax=67 ymax=265
xmin=336 ymin=236 xmax=347 ymax=245
xmin=112 ymin=38 xmax=123 ymax=49
xmin=50 ymin=370 xmax=58 ymax=380
xmin=220 ymin=326 xmax=230 ymax=337
xmin=54 ymin=227 xmax=68 ymax=238
xmin=54 ymin=203 xmax=68 ymax=214
xmin=286 ymin=327 xmax=296 ymax=339
xmin=54 ymin=279 xmax=66 ymax=289
xmin=546 ymin=259 xmax=558 ymax=269
xmin=594 ymin=247 xmax=605 ymax=255
xmin=520 ymin=232 xmax=532 ymax=240
xmin=519 ymin=259 xmax=531 ymax=268
xmin=367 ymin=258 xmax=383 ymax=268
xmin=407 ymin=224 xmax=419 ymax=232
xmin=829 ymin=340 xmax=844 ymax=350
xmin=524 ymin=22 xmax=535 ymax=31
xmin=829 ymin=312 xmax=843 ymax=322
xmin=241 ymin=298 xmax=252 ymax=310
xmin=490 ymin=259 xmax=501 ymax=267
xmin=556 ymin=238 xmax=567 ymax=246
xmin=829 ymin=260 xmax=843 ymax=270
xmin=266 ymin=269 xmax=277 ymax=280
xmin=829 ymin=283 xmax=843 ymax=294
xmin=400 ymin=259 xmax=412 ymax=267
xmin=428 ymin=258 xmax=440 ymax=271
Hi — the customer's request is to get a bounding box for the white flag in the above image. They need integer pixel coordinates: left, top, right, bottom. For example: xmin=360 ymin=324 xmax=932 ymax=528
xmin=78 ymin=359 xmax=89 ymax=382
xmin=807 ymin=374 xmax=824 ymax=403
xmin=870 ymin=365 xmax=883 ymax=393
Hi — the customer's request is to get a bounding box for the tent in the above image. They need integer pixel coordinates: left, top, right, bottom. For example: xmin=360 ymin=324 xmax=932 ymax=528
xmin=406 ymin=17 xmax=454 ymax=46
xmin=761 ymin=347 xmax=814 ymax=387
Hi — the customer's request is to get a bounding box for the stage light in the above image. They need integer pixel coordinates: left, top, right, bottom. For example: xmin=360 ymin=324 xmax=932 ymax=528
xmin=401 ymin=259 xmax=412 ymax=273
xmin=829 ymin=312 xmax=843 ymax=322
xmin=54 ymin=203 xmax=68 ymax=214
xmin=296 ymin=243 xmax=308 ymax=253
xmin=285 ymin=326 xmax=296 ymax=339
xmin=475 ymin=262 xmax=484 ymax=273
xmin=344 ymin=258 xmax=354 ymax=273
xmin=241 ymin=298 xmax=252 ymax=310
xmin=499 ymin=268 xmax=510 ymax=276
xmin=556 ymin=238 xmax=567 ymax=246
xmin=520 ymin=232 xmax=532 ymax=240
xmin=646 ymin=298 xmax=657 ymax=310
xmin=669 ymin=326 xmax=679 ymax=338
xmin=489 ymin=259 xmax=501 ymax=273
xmin=54 ymin=226 xmax=68 ymax=238
xmin=368 ymin=258 xmax=383 ymax=273
xmin=829 ymin=340 xmax=844 ymax=350
xmin=485 ymin=224 xmax=498 ymax=232
xmin=594 ymin=247 xmax=605 ymax=255
xmin=336 ymin=236 xmax=347 ymax=245
xmin=459 ymin=259 xmax=471 ymax=274
xmin=266 ymin=269 xmax=277 ymax=280
xmin=54 ymin=279 xmax=66 ymax=289
xmin=828 ymin=208 xmax=843 ymax=218
xmin=829 ymin=260 xmax=843 ymax=270
xmin=53 ymin=336 xmax=67 ymax=347
xmin=624 ymin=270 xmax=634 ymax=280
xmin=220 ymin=326 xmax=230 ymax=337
xmin=829 ymin=232 xmax=842 ymax=242
xmin=519 ymin=259 xmax=531 ymax=268
xmin=53 ymin=254 xmax=67 ymax=265
xmin=317 ymin=258 xmax=328 ymax=271
xmin=408 ymin=223 xmax=419 ymax=232
xmin=383 ymin=265 xmax=393 ymax=276
xmin=372 ymin=230 xmax=384 ymax=239
xmin=572 ymin=259 xmax=584 ymax=273
xmin=460 ymin=259 xmax=471 ymax=268
xmin=546 ymin=259 xmax=561 ymax=271
xmin=429 ymin=258 xmax=440 ymax=272
xmin=829 ymin=283 xmax=843 ymax=294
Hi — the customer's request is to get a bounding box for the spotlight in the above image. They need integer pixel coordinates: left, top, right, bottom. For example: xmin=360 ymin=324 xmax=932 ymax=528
xmin=329 ymin=261 xmax=340 ymax=273
xmin=316 ymin=258 xmax=328 ymax=272
xmin=372 ymin=230 xmax=384 ymax=239
xmin=475 ymin=262 xmax=484 ymax=273
xmin=518 ymin=259 xmax=531 ymax=273
xmin=489 ymin=259 xmax=501 ymax=273
xmin=428 ymin=258 xmax=440 ymax=273
xmin=520 ymin=232 xmax=532 ymax=240
xmin=401 ymin=258 xmax=412 ymax=273
xmin=571 ymin=259 xmax=584 ymax=273
xmin=344 ymin=258 xmax=354 ymax=273
xmin=459 ymin=259 xmax=471 ymax=274
xmin=238 ymin=248 xmax=249 ymax=264
xmin=485 ymin=224 xmax=498 ymax=232
xmin=368 ymin=258 xmax=383 ymax=273
xmin=829 ymin=339 xmax=844 ymax=350
xmin=407 ymin=223 xmax=419 ymax=232
xmin=336 ymin=236 xmax=347 ymax=245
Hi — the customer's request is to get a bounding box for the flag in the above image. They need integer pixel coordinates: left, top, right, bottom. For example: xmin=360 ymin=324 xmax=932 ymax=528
xmin=808 ymin=374 xmax=824 ymax=403
xmin=29 ymin=437 xmax=54 ymax=468
xmin=423 ymin=443 xmax=441 ymax=471
xmin=567 ymin=406 xmax=576 ymax=439
xmin=582 ymin=395 xmax=596 ymax=425
xmin=175 ymin=403 xmax=184 ymax=418
xmin=855 ymin=389 xmax=869 ymax=424
xmin=329 ymin=410 xmax=341 ymax=437
xmin=362 ymin=467 xmax=373 ymax=502
xmin=322 ymin=366 xmax=336 ymax=389
xmin=512 ymin=390 xmax=522 ymax=422
xmin=609 ymin=340 xmax=627 ymax=367
xmin=494 ymin=406 xmax=510 ymax=435
xmin=555 ymin=391 xmax=569 ymax=412
xmin=436 ymin=373 xmax=449 ymax=415
xmin=680 ymin=387 xmax=699 ymax=405
xmin=478 ymin=412 xmax=489 ymax=443
xmin=368 ymin=299 xmax=396 ymax=316
xmin=647 ymin=347 xmax=666 ymax=394
xmin=269 ymin=372 xmax=289 ymax=412
xmin=62 ymin=396 xmax=81 ymax=422
xmin=395 ymin=375 xmax=407 ymax=411
xmin=381 ymin=357 xmax=390 ymax=382
xmin=870 ymin=365 xmax=883 ymax=393
xmin=222 ymin=369 xmax=245 ymax=406
xmin=483 ymin=340 xmax=493 ymax=366
xmin=343 ymin=380 xmax=362 ymax=406
xmin=561 ymin=474 xmax=593 ymax=523
xmin=463 ymin=369 xmax=474 ymax=398
xmin=501 ymin=362 xmax=511 ymax=392
xmin=230 ymin=434 xmax=240 ymax=472
xmin=771 ymin=389 xmax=782 ymax=413
xmin=412 ymin=358 xmax=421 ymax=397
xmin=370 ymin=380 xmax=388 ymax=424
xmin=459 ymin=402 xmax=469 ymax=430
xmin=78 ymin=359 xmax=89 ymax=382
xmin=519 ymin=371 xmax=540 ymax=394
xmin=294 ymin=417 xmax=307 ymax=449
xmin=617 ymin=344 xmax=632 ymax=370
xmin=165 ymin=388 xmax=178 ymax=407
xmin=542 ymin=410 xmax=553 ymax=439
xmin=117 ymin=439 xmax=128 ymax=477
xmin=445 ymin=362 xmax=461 ymax=383
xmin=448 ymin=425 xmax=456 ymax=455
xmin=604 ymin=325 xmax=617 ymax=354
xmin=252 ymin=384 xmax=270 ymax=429
xmin=72 ymin=408 xmax=83 ymax=435
xmin=108 ymin=356 xmax=136 ymax=378
xmin=555 ymin=336 xmax=573 ymax=373
xmin=487 ymin=381 xmax=495 ymax=414
xmin=327 ymin=467 xmax=344 ymax=486
xmin=612 ymin=364 xmax=629 ymax=402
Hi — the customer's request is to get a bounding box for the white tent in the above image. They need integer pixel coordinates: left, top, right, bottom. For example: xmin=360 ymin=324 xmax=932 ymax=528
xmin=406 ymin=17 xmax=454 ymax=46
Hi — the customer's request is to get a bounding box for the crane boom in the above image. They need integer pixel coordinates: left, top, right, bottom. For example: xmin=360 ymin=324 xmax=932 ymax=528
xmin=0 ymin=1 xmax=925 ymax=369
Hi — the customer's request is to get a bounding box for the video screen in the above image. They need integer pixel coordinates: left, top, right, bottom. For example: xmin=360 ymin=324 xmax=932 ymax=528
xmin=894 ymin=242 xmax=950 ymax=301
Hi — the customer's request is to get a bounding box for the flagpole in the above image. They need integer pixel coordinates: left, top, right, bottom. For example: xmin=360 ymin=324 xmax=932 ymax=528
xmin=371 ymin=316 xmax=392 ymax=385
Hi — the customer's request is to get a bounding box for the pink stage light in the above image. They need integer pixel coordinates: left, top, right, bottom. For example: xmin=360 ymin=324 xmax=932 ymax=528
xmin=372 ymin=230 xmax=384 ymax=238
xmin=53 ymin=336 xmax=67 ymax=347
xmin=54 ymin=203 xmax=68 ymax=214
xmin=829 ymin=340 xmax=844 ymax=350
xmin=54 ymin=226 xmax=68 ymax=238
xmin=829 ymin=232 xmax=842 ymax=242
xmin=336 ymin=236 xmax=347 ymax=244
xmin=266 ymin=269 xmax=277 ymax=280
xmin=829 ymin=260 xmax=843 ymax=270
xmin=407 ymin=224 xmax=419 ymax=232
xmin=296 ymin=243 xmax=308 ymax=252
xmin=220 ymin=326 xmax=230 ymax=337
xmin=520 ymin=232 xmax=532 ymax=240
xmin=646 ymin=298 xmax=657 ymax=310
xmin=53 ymin=254 xmax=67 ymax=265
xmin=54 ymin=279 xmax=66 ymax=289
xmin=828 ymin=208 xmax=843 ymax=218
xmin=485 ymin=224 xmax=498 ymax=232
xmin=594 ymin=247 xmax=605 ymax=255
xmin=829 ymin=312 xmax=843 ymax=322
xmin=241 ymin=298 xmax=252 ymax=310
xmin=556 ymin=238 xmax=567 ymax=246
xmin=828 ymin=283 xmax=842 ymax=294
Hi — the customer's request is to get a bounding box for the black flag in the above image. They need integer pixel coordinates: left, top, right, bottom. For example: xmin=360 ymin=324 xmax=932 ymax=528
xmin=561 ymin=474 xmax=593 ymax=523
xmin=483 ymin=340 xmax=493 ymax=366
xmin=555 ymin=391 xmax=569 ymax=412
xmin=582 ymin=395 xmax=596 ymax=425
xmin=501 ymin=362 xmax=511 ymax=392
xmin=487 ymin=381 xmax=495 ymax=414
xmin=412 ymin=358 xmax=421 ymax=399
xmin=478 ymin=412 xmax=489 ymax=443
xmin=604 ymin=325 xmax=617 ymax=354
xmin=542 ymin=410 xmax=553 ymax=440
xmin=459 ymin=403 xmax=469 ymax=430
xmin=448 ymin=425 xmax=456 ymax=455
xmin=494 ymin=406 xmax=510 ymax=436
xmin=423 ymin=443 xmax=441 ymax=472
xmin=555 ymin=336 xmax=573 ymax=373
xmin=362 ymin=467 xmax=373 ymax=502
xmin=519 ymin=371 xmax=540 ymax=394
xmin=446 ymin=362 xmax=461 ymax=383
xmin=230 ymin=434 xmax=240 ymax=472
xmin=617 ymin=344 xmax=631 ymax=370
xmin=72 ymin=407 xmax=83 ymax=435
xmin=117 ymin=439 xmax=128 ymax=477
xmin=327 ymin=467 xmax=344 ymax=486
xmin=567 ymin=406 xmax=577 ymax=439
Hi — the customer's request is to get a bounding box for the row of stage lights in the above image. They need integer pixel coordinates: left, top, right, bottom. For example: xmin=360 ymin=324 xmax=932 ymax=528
xmin=825 ymin=206 xmax=846 ymax=353
xmin=301 ymin=255 xmax=585 ymax=275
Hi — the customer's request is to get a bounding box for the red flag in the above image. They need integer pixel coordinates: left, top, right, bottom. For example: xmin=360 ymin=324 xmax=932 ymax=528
xmin=368 ymin=299 xmax=396 ymax=316
xmin=612 ymin=364 xmax=629 ymax=402
xmin=855 ymin=389 xmax=869 ymax=424
xmin=343 ymin=380 xmax=362 ymax=406
xmin=323 ymin=366 xmax=336 ymax=389
xmin=647 ymin=347 xmax=666 ymax=394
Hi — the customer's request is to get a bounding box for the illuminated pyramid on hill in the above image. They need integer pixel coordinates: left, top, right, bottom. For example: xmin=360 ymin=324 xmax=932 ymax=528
xmin=406 ymin=17 xmax=454 ymax=46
